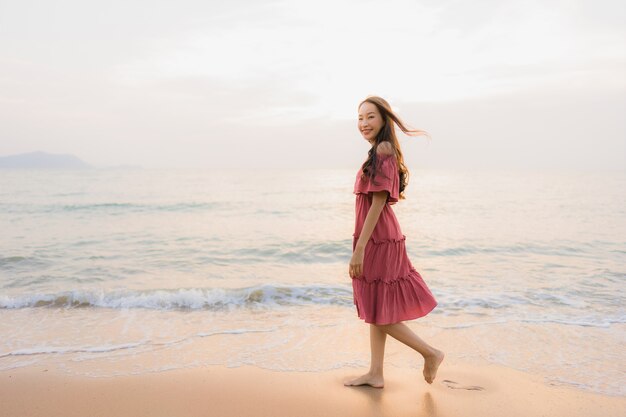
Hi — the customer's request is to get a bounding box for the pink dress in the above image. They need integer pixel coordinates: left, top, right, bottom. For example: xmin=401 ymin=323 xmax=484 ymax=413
xmin=352 ymin=151 xmax=438 ymax=325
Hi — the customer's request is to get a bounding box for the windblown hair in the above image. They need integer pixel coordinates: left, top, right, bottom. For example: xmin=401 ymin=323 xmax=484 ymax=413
xmin=359 ymin=96 xmax=430 ymax=201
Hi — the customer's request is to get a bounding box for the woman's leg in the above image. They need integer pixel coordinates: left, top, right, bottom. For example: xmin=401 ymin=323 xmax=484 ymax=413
xmin=377 ymin=322 xmax=445 ymax=384
xmin=368 ymin=323 xmax=387 ymax=376
xmin=343 ymin=323 xmax=387 ymax=388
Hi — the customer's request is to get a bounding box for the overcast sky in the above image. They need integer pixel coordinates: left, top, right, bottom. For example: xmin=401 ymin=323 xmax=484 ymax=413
xmin=1 ymin=0 xmax=624 ymax=170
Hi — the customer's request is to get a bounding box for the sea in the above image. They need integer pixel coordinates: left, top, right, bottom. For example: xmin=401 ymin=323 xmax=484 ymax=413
xmin=0 ymin=166 xmax=624 ymax=397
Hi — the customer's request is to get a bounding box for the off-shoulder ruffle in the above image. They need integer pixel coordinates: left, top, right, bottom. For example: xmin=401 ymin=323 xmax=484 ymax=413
xmin=353 ymin=153 xmax=400 ymax=204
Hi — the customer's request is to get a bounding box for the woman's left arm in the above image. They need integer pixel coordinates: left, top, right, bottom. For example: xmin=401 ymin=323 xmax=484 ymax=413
xmin=349 ymin=191 xmax=388 ymax=278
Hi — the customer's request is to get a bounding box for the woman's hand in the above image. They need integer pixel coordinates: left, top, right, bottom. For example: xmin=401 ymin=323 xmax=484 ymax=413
xmin=349 ymin=247 xmax=365 ymax=279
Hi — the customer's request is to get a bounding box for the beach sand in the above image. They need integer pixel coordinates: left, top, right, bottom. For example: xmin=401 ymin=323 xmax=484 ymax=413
xmin=1 ymin=360 xmax=624 ymax=417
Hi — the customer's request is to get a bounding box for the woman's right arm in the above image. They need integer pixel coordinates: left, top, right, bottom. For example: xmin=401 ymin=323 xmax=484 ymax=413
xmin=349 ymin=191 xmax=387 ymax=279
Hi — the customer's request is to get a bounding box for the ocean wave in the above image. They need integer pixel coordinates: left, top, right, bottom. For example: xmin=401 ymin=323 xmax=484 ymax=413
xmin=0 ymin=284 xmax=354 ymax=310
xmin=0 ymin=255 xmax=50 ymax=270
xmin=0 ymin=327 xmax=279 ymax=360
xmin=228 ymin=241 xmax=349 ymax=263
xmin=0 ymin=255 xmax=29 ymax=266
xmin=434 ymin=316 xmax=625 ymax=329
xmin=0 ymin=201 xmax=222 ymax=214
xmin=424 ymin=243 xmax=590 ymax=257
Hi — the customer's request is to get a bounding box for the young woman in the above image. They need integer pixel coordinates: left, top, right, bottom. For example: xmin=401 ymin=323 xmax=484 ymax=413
xmin=344 ymin=96 xmax=445 ymax=388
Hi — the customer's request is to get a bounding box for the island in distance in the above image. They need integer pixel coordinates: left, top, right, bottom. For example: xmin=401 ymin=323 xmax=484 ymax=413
xmin=0 ymin=151 xmax=142 ymax=170
xmin=0 ymin=151 xmax=92 ymax=170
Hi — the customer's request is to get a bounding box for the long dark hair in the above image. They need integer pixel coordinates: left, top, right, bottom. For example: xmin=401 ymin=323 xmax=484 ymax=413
xmin=359 ymin=96 xmax=430 ymax=201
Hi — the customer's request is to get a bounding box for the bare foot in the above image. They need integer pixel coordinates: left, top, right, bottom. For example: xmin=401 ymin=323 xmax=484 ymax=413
xmin=423 ymin=349 xmax=445 ymax=384
xmin=343 ymin=372 xmax=384 ymax=388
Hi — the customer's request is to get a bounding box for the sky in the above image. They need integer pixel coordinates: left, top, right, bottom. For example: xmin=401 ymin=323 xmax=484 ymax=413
xmin=1 ymin=0 xmax=624 ymax=170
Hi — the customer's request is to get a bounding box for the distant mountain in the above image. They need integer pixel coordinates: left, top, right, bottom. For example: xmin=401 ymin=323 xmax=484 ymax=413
xmin=0 ymin=151 xmax=93 ymax=170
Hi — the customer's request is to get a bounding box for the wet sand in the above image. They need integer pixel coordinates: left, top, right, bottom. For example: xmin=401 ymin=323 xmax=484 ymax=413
xmin=1 ymin=360 xmax=624 ymax=417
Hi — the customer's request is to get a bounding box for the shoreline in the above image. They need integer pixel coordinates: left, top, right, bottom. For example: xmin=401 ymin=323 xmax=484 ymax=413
xmin=1 ymin=360 xmax=624 ymax=417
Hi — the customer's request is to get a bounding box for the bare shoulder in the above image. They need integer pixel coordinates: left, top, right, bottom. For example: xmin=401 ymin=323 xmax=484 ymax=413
xmin=376 ymin=141 xmax=395 ymax=156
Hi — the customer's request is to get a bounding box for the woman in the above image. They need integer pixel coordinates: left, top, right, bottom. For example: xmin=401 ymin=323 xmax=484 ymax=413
xmin=344 ymin=96 xmax=445 ymax=388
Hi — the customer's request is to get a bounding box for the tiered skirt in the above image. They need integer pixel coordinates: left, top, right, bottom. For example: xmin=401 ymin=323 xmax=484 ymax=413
xmin=351 ymin=234 xmax=438 ymax=325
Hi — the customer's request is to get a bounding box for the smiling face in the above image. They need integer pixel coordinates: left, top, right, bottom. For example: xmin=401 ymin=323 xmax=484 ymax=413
xmin=358 ymin=101 xmax=385 ymax=145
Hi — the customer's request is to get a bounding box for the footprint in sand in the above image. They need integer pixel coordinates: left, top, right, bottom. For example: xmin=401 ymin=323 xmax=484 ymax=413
xmin=442 ymin=379 xmax=485 ymax=391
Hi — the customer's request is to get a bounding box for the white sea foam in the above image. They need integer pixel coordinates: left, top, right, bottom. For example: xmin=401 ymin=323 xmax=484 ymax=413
xmin=0 ymin=342 xmax=145 ymax=358
xmin=0 ymin=327 xmax=279 ymax=360
xmin=0 ymin=284 xmax=354 ymax=310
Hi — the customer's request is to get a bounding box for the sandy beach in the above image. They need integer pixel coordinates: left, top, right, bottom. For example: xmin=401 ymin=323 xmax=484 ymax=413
xmin=1 ymin=360 xmax=624 ymax=417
